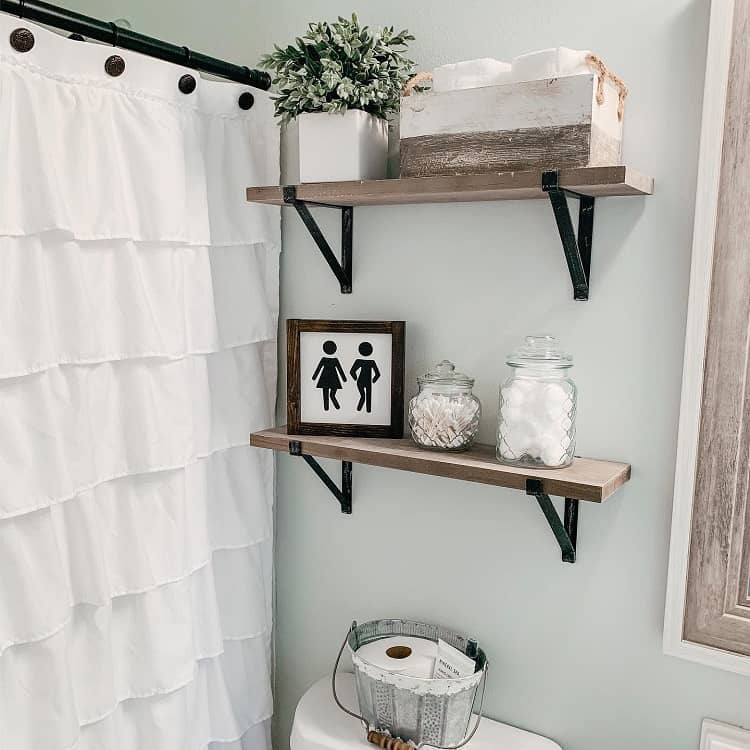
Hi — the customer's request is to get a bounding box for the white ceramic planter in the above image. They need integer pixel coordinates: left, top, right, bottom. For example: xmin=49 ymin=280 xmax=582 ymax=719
xmin=282 ymin=110 xmax=388 ymax=183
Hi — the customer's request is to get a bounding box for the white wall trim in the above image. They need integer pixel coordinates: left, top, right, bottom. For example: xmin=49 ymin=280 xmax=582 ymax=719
xmin=662 ymin=0 xmax=750 ymax=676
xmin=701 ymin=719 xmax=750 ymax=750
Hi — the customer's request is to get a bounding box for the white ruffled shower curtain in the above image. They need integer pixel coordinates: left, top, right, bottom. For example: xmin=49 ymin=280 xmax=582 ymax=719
xmin=0 ymin=13 xmax=279 ymax=750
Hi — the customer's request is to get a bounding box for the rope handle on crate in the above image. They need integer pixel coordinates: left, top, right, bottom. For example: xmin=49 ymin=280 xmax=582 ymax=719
xmin=403 ymin=55 xmax=627 ymax=121
xmin=585 ymin=53 xmax=628 ymax=121
xmin=402 ymin=72 xmax=433 ymax=96
xmin=331 ymin=622 xmax=489 ymax=750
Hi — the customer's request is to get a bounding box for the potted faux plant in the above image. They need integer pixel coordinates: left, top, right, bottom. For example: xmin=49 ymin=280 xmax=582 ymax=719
xmin=260 ymin=14 xmax=414 ymax=183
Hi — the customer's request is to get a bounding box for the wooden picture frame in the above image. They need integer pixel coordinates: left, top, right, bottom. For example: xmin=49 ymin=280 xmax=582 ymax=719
xmin=663 ymin=0 xmax=750 ymax=676
xmin=287 ymin=319 xmax=405 ymax=438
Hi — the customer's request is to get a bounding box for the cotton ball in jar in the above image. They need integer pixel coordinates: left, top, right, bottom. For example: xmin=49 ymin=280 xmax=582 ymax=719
xmin=501 ymin=421 xmax=534 ymax=458
xmin=500 ymin=403 xmax=523 ymax=424
xmin=521 ymin=418 xmax=547 ymax=458
xmin=501 ymin=382 xmax=527 ymax=408
xmin=544 ymin=381 xmax=568 ymax=411
xmin=541 ymin=444 xmax=565 ymax=467
xmin=541 ymin=423 xmax=572 ymax=465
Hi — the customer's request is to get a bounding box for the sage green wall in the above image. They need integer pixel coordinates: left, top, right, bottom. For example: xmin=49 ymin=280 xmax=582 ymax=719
xmin=64 ymin=1 xmax=749 ymax=748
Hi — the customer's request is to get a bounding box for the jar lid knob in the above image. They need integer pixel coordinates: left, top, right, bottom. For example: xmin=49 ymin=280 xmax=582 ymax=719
xmin=418 ymin=359 xmax=474 ymax=386
xmin=506 ymin=334 xmax=573 ymax=368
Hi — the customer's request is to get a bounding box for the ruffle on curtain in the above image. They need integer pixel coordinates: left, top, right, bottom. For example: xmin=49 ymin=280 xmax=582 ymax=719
xmin=0 ymin=239 xmax=277 ymax=378
xmin=0 ymin=12 xmax=279 ymax=750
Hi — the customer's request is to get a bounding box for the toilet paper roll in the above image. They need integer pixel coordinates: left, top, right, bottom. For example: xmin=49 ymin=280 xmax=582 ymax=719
xmin=355 ymin=636 xmax=438 ymax=679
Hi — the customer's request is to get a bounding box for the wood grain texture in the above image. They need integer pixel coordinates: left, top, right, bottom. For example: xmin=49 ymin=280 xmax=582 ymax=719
xmin=246 ymin=166 xmax=654 ymax=207
xmin=249 ymin=426 xmax=631 ymax=503
xmin=399 ymin=75 xmax=597 ymax=139
xmin=683 ymin=0 xmax=750 ymax=655
xmin=588 ymin=125 xmax=624 ymax=167
xmin=399 ymin=124 xmax=592 ymax=178
xmin=398 ymin=73 xmax=623 ymax=178
xmin=286 ymin=320 xmax=405 ymax=438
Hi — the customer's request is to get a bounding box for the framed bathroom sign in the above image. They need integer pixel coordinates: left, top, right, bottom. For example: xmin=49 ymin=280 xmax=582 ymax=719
xmin=287 ymin=319 xmax=405 ymax=437
xmin=664 ymin=0 xmax=750 ymax=676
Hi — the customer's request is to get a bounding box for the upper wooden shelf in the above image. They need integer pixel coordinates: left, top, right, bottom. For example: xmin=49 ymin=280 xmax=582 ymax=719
xmin=250 ymin=427 xmax=631 ymax=503
xmin=246 ymin=166 xmax=653 ymax=207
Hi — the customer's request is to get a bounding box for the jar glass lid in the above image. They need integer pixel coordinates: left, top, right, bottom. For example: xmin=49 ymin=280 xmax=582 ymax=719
xmin=418 ymin=360 xmax=474 ymax=387
xmin=506 ymin=335 xmax=573 ymax=368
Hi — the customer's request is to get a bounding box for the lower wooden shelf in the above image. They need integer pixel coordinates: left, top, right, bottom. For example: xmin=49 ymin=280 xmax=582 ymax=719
xmin=250 ymin=427 xmax=630 ymax=503
xmin=250 ymin=427 xmax=631 ymax=563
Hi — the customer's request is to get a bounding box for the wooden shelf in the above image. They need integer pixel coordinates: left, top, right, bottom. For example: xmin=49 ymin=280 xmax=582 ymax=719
xmin=248 ymin=165 xmax=642 ymax=558
xmin=250 ymin=426 xmax=630 ymax=503
xmin=246 ymin=166 xmax=652 ymax=299
xmin=246 ymin=166 xmax=653 ymax=207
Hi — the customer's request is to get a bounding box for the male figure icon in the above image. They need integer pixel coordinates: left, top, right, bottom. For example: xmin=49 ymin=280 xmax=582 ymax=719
xmin=350 ymin=342 xmax=381 ymax=413
xmin=311 ymin=340 xmax=346 ymax=411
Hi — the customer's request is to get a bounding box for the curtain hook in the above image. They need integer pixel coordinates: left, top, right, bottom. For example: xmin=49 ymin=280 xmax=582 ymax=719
xmin=182 ymin=46 xmax=193 ymax=67
xmin=109 ymin=21 xmax=119 ymax=47
xmin=18 ymin=0 xmax=25 ymax=19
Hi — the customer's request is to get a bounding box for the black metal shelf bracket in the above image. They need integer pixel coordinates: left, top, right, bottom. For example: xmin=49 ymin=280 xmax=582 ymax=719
xmin=284 ymin=448 xmax=579 ymax=556
xmin=289 ymin=441 xmax=352 ymax=514
xmin=283 ymin=186 xmax=353 ymax=294
xmin=526 ymin=478 xmax=579 ymax=563
xmin=542 ymin=169 xmax=595 ymax=301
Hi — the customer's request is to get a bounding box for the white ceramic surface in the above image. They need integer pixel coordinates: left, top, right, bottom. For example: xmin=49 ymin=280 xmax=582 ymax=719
xmin=283 ymin=110 xmax=388 ymax=183
xmin=290 ymin=674 xmax=562 ymax=750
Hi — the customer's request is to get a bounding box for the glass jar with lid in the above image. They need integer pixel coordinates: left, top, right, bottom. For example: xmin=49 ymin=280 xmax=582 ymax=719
xmin=496 ymin=336 xmax=577 ymax=468
xmin=408 ymin=360 xmax=482 ymax=452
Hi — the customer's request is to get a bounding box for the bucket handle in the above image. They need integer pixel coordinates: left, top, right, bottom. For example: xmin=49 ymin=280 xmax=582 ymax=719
xmin=331 ymin=622 xmax=489 ymax=750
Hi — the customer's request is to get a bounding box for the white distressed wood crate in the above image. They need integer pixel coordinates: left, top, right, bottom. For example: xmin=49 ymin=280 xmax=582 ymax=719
xmin=399 ymin=72 xmax=625 ymax=178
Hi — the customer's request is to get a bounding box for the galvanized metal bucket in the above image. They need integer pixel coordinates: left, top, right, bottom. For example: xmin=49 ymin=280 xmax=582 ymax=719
xmin=332 ymin=620 xmax=488 ymax=749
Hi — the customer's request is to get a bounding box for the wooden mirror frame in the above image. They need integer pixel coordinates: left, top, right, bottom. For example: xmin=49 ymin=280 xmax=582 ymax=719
xmin=664 ymin=0 xmax=750 ymax=675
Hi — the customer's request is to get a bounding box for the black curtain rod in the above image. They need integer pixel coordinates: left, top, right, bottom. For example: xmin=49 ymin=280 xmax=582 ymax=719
xmin=0 ymin=0 xmax=272 ymax=90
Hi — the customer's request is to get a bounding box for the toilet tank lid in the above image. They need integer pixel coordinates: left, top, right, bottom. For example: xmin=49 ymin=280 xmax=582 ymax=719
xmin=290 ymin=674 xmax=561 ymax=750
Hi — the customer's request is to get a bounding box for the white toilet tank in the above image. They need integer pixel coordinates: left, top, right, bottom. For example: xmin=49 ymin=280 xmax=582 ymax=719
xmin=291 ymin=675 xmax=562 ymax=750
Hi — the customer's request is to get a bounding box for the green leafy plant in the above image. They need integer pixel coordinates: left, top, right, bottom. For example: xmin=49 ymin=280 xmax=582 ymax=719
xmin=259 ymin=14 xmax=415 ymax=123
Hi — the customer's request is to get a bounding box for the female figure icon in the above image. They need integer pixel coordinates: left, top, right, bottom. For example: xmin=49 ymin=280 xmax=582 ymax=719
xmin=350 ymin=342 xmax=381 ymax=413
xmin=312 ymin=340 xmax=347 ymax=411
